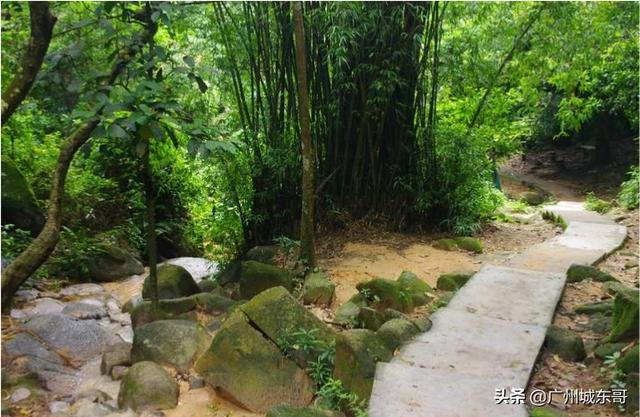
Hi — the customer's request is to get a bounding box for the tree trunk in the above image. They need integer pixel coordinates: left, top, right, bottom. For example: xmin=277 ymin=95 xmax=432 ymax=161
xmin=293 ymin=2 xmax=316 ymax=267
xmin=1 ymin=2 xmax=56 ymax=125
xmin=1 ymin=20 xmax=158 ymax=306
xmin=142 ymin=137 xmax=159 ymax=310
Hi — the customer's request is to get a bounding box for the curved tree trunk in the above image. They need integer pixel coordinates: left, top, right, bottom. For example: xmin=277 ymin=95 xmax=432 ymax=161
xmin=1 ymin=2 xmax=56 ymax=125
xmin=1 ymin=20 xmax=158 ymax=306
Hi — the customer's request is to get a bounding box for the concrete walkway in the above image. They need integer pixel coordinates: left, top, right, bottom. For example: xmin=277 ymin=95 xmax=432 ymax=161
xmin=368 ymin=202 xmax=627 ymax=417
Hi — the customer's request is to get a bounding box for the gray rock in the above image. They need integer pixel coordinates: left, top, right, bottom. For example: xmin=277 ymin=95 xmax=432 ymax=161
xmin=101 ymin=342 xmax=131 ymax=376
xmin=8 ymin=355 xmax=79 ymax=394
xmin=10 ymin=309 xmax=28 ymax=319
xmin=10 ymin=387 xmax=31 ymax=403
xmin=86 ymin=244 xmax=144 ymax=282
xmin=63 ymin=301 xmax=108 ymax=320
xmin=141 ymin=264 xmax=200 ymax=300
xmin=122 ymin=295 xmax=143 ymax=314
xmin=63 ymin=398 xmax=115 ymax=417
xmin=163 ymin=257 xmax=218 ymax=281
xmin=23 ymin=314 xmax=114 ymax=362
xmin=188 ymin=375 xmax=205 ymax=390
xmin=15 ymin=289 xmax=40 ymax=301
xmin=111 ymin=366 xmax=128 ymax=381
xmin=117 ymin=326 xmax=134 ymax=344
xmin=3 ymin=332 xmax=64 ymax=364
xmin=23 ymin=297 xmax=65 ymax=316
xmin=73 ymin=388 xmax=113 ymax=405
xmin=60 ymin=284 xmax=105 ymax=297
xmin=49 ymin=401 xmax=70 ymax=413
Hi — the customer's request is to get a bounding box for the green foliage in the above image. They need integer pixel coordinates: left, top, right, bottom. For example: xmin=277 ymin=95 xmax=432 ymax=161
xmin=542 ymin=211 xmax=568 ymax=230
xmin=1 ymin=224 xmax=33 ymax=260
xmin=278 ymin=328 xmax=366 ymax=416
xmin=618 ymin=166 xmax=639 ymax=210
xmin=47 ymin=227 xmax=104 ymax=279
xmin=584 ymin=192 xmax=612 ymax=214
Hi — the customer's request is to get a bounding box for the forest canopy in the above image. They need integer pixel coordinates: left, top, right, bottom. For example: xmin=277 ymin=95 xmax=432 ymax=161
xmin=1 ymin=1 xmax=638 ymax=300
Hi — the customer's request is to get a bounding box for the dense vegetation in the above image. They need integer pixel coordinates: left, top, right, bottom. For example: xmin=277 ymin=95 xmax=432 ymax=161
xmin=1 ymin=2 xmax=638 ymax=300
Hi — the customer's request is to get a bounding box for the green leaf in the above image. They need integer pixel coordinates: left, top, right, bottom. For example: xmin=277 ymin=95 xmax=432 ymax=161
xmin=183 ymin=55 xmax=196 ymax=68
xmin=108 ymin=123 xmax=127 ymax=138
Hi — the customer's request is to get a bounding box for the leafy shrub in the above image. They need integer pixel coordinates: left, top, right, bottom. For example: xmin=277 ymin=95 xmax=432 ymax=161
xmin=618 ymin=166 xmax=639 ymax=210
xmin=584 ymin=192 xmax=612 ymax=214
xmin=1 ymin=224 xmax=33 ymax=261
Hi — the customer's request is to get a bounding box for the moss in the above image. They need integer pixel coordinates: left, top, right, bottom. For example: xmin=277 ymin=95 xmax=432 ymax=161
xmin=334 ymin=294 xmax=366 ymax=325
xmin=593 ymin=342 xmax=626 ymax=359
xmin=604 ymin=287 xmax=639 ymax=342
xmin=436 ymin=271 xmax=473 ymax=291
xmin=1 ymin=156 xmax=44 ymax=234
xmin=266 ymin=405 xmax=344 ymax=417
xmin=567 ymin=264 xmax=617 ymax=283
xmin=356 ymin=278 xmax=413 ymax=313
xmin=453 ymin=237 xmax=483 ymax=253
xmin=118 ymin=361 xmax=178 ymax=412
xmin=433 ymin=238 xmax=457 ymax=251
xmin=376 ymin=318 xmax=421 ymax=351
xmin=239 ymin=261 xmax=294 ymax=299
xmin=528 ymin=406 xmax=566 ymax=417
xmin=303 ymin=272 xmax=336 ymax=305
xmin=616 ymin=345 xmax=639 ymax=374
xmin=357 ymin=307 xmax=385 ymax=331
xmin=333 ymin=329 xmax=391 ymax=401
xmin=396 ymin=271 xmax=432 ymax=307
xmin=142 ymin=264 xmax=200 ymax=300
xmin=574 ymin=300 xmax=613 ymax=315
xmin=545 ymin=325 xmax=586 ymax=362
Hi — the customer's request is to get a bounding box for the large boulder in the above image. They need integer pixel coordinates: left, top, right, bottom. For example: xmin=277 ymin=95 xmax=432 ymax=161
xmin=303 ymin=272 xmax=335 ymax=305
xmin=396 ymin=271 xmax=432 ymax=307
xmin=117 ymin=361 xmax=178 ymax=412
xmin=376 ymin=318 xmax=422 ymax=351
xmin=1 ymin=156 xmax=44 ymax=235
xmin=436 ymin=271 xmax=473 ymax=291
xmin=131 ymin=292 xmax=236 ymax=328
xmin=604 ymin=286 xmax=639 ymax=342
xmin=567 ymin=264 xmax=617 ymax=283
xmin=545 ymin=325 xmax=586 ymax=362
xmin=333 ymin=329 xmax=392 ymax=401
xmin=194 ymin=311 xmax=314 ymax=413
xmin=131 ymin=320 xmax=210 ymax=372
xmin=141 ymin=264 xmax=200 ymax=300
xmin=240 ymin=286 xmax=335 ymax=367
xmin=356 ymin=278 xmax=412 ymax=313
xmin=239 ymin=261 xmax=295 ymax=299
xmin=86 ymin=244 xmax=144 ymax=282
xmin=22 ymin=314 xmax=114 ymax=362
xmin=244 ymin=245 xmax=282 ymax=265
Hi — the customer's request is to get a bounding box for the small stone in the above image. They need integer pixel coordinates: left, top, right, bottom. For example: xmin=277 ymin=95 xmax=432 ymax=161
xmin=10 ymin=309 xmax=27 ymax=319
xmin=60 ymin=283 xmax=105 ymax=297
xmin=15 ymin=289 xmax=40 ymax=301
xmin=545 ymin=325 xmax=586 ymax=361
xmin=62 ymin=301 xmax=108 ymax=320
xmin=48 ymin=401 xmax=70 ymax=413
xmin=73 ymin=388 xmax=113 ymax=405
xmin=188 ymin=375 xmax=205 ymax=390
xmin=101 ymin=342 xmax=132 ymax=375
xmin=111 ymin=366 xmax=129 ymax=381
xmin=10 ymin=387 xmax=31 ymax=403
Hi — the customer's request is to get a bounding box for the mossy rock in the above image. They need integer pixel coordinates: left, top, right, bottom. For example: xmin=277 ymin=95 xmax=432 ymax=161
xmin=433 ymin=238 xmax=457 ymax=251
xmin=602 ymin=280 xmax=631 ymax=296
xmin=266 ymin=405 xmax=344 ymax=417
xmin=240 ymin=287 xmax=334 ymax=367
xmin=244 ymin=245 xmax=282 ymax=265
xmin=1 ymin=156 xmax=44 ymax=235
xmin=334 ymin=294 xmax=366 ymax=325
xmin=131 ymin=320 xmax=211 ymax=372
xmin=239 ymin=261 xmax=294 ymax=299
xmin=356 ymin=278 xmax=413 ymax=313
xmin=333 ymin=329 xmax=392 ymax=402
xmin=118 ymin=361 xmax=178 ymax=412
xmin=357 ymin=307 xmax=385 ymax=331
xmin=86 ymin=244 xmax=144 ymax=282
xmin=626 ymin=372 xmax=639 ymax=413
xmin=567 ymin=264 xmax=618 ymax=283
xmin=520 ymin=190 xmax=546 ymax=206
xmin=574 ymin=300 xmax=613 ymax=315
xmin=396 ymin=271 xmax=432 ymax=307
xmin=198 ymin=278 xmax=220 ymax=293
xmin=303 ymin=272 xmax=335 ymax=306
xmin=453 ymin=237 xmax=483 ymax=254
xmin=545 ymin=325 xmax=586 ymax=361
xmin=142 ymin=264 xmax=200 ymax=300
xmin=436 ymin=271 xmax=473 ymax=291
xmin=376 ymin=318 xmax=421 ymax=351
xmin=589 ymin=313 xmax=612 ymax=334
xmin=194 ymin=310 xmax=314 ymax=413
xmin=593 ymin=342 xmax=626 ymax=360
xmin=212 ymin=261 xmax=241 ymax=286
xmin=604 ymin=287 xmax=639 ymax=342
xmin=616 ymin=345 xmax=639 ymax=374
xmin=131 ymin=292 xmax=236 ymax=328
